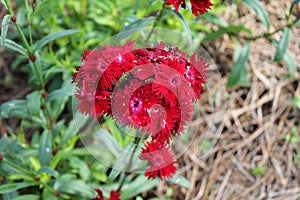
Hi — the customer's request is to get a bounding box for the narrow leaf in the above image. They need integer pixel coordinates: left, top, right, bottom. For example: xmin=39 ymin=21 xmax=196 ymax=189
xmin=0 ymin=183 xmax=36 ymax=194
xmin=227 ymin=43 xmax=250 ymax=87
xmin=34 ymin=29 xmax=80 ymax=51
xmin=46 ymin=81 xmax=73 ymax=101
xmin=0 ymin=38 xmax=27 ymax=55
xmin=12 ymin=195 xmax=40 ymax=200
xmin=26 ymin=91 xmax=41 ymax=116
xmin=283 ymin=51 xmax=298 ymax=76
xmin=167 ymin=174 xmax=190 ymax=189
xmin=116 ymin=17 xmax=155 ymax=41
xmin=243 ymin=0 xmax=270 ymax=30
xmin=171 ymin=10 xmax=192 ymax=42
xmin=38 ymin=130 xmax=52 ymax=166
xmin=195 ymin=12 xmax=228 ymax=27
xmin=107 ymin=143 xmax=134 ymax=182
xmin=289 ymin=0 xmax=300 ymax=16
xmin=274 ymin=28 xmax=291 ymax=62
xmin=0 ymin=100 xmax=29 ymax=119
xmin=1 ymin=0 xmax=8 ymax=9
xmin=121 ymin=175 xmax=159 ymax=199
xmin=54 ymin=176 xmax=94 ymax=198
xmin=1 ymin=15 xmax=10 ymax=46
xmin=37 ymin=166 xmax=59 ymax=178
xmin=203 ymin=25 xmax=251 ymax=42
xmin=93 ymin=129 xmax=121 ymax=157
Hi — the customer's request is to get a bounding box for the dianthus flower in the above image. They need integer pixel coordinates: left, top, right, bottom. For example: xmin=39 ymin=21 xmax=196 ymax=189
xmin=92 ymin=188 xmax=120 ymax=200
xmin=190 ymin=0 xmax=213 ymax=16
xmin=166 ymin=0 xmax=213 ymax=16
xmin=73 ymin=41 xmax=208 ymax=179
xmin=140 ymin=141 xmax=177 ymax=180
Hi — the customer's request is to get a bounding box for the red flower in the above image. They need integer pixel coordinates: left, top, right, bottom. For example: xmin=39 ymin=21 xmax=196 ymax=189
xmin=140 ymin=141 xmax=177 ymax=180
xmin=92 ymin=189 xmax=121 ymax=200
xmin=190 ymin=0 xmax=213 ymax=16
xmin=166 ymin=0 xmax=186 ymax=12
xmin=73 ymin=42 xmax=208 ymax=180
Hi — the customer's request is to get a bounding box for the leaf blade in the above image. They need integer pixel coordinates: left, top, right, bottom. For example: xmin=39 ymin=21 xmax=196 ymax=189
xmin=227 ymin=43 xmax=250 ymax=87
xmin=274 ymin=28 xmax=291 ymax=62
xmin=116 ymin=17 xmax=155 ymax=41
xmin=289 ymin=0 xmax=300 ymax=17
xmin=243 ymin=0 xmax=270 ymax=30
xmin=0 ymin=182 xmax=36 ymax=194
xmin=1 ymin=14 xmax=11 ymax=46
xmin=171 ymin=10 xmax=192 ymax=42
xmin=34 ymin=29 xmax=80 ymax=51
xmin=0 ymin=38 xmax=27 ymax=55
xmin=38 ymin=130 xmax=52 ymax=166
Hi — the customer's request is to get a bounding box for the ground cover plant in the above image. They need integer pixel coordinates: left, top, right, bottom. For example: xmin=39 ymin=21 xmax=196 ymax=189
xmin=0 ymin=0 xmax=299 ymax=199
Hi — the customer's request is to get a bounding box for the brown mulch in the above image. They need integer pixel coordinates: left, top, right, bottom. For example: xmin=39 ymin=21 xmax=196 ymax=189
xmin=157 ymin=1 xmax=300 ymax=200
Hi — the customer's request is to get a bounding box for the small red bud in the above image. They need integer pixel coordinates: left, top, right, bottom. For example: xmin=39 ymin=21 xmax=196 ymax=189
xmin=34 ymin=176 xmax=40 ymax=182
xmin=0 ymin=154 xmax=3 ymax=161
xmin=11 ymin=16 xmax=17 ymax=23
xmin=0 ymin=177 xmax=5 ymax=184
xmin=42 ymin=92 xmax=48 ymax=98
xmin=29 ymin=54 xmax=36 ymax=62
xmin=55 ymin=191 xmax=60 ymax=197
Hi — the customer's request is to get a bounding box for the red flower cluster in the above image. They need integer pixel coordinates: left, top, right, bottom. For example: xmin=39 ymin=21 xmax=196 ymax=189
xmin=92 ymin=188 xmax=120 ymax=200
xmin=73 ymin=42 xmax=208 ymax=180
xmin=166 ymin=0 xmax=213 ymax=16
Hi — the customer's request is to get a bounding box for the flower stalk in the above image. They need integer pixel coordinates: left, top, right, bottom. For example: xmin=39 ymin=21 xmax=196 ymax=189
xmin=117 ymin=136 xmax=141 ymax=192
xmin=145 ymin=1 xmax=167 ymax=43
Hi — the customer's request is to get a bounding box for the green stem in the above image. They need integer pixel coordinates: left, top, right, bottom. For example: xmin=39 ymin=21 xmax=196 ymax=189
xmin=145 ymin=1 xmax=167 ymax=43
xmin=117 ymin=136 xmax=141 ymax=192
xmin=3 ymin=0 xmax=14 ymax=17
xmin=240 ymin=17 xmax=299 ymax=41
xmin=31 ymin=61 xmax=45 ymax=89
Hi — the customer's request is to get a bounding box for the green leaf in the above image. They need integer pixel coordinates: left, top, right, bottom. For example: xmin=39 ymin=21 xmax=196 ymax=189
xmin=289 ymin=0 xmax=300 ymax=16
xmin=54 ymin=176 xmax=94 ymax=198
xmin=93 ymin=129 xmax=121 ymax=157
xmin=243 ymin=0 xmax=270 ymax=30
xmin=0 ymin=182 xmax=36 ymax=194
xmin=60 ymin=112 xmax=89 ymax=145
xmin=291 ymin=95 xmax=300 ymax=109
xmin=26 ymin=91 xmax=41 ymax=116
xmin=167 ymin=174 xmax=190 ymax=189
xmin=12 ymin=195 xmax=40 ymax=200
xmin=34 ymin=29 xmax=80 ymax=51
xmin=1 ymin=0 xmax=8 ymax=9
xmin=203 ymin=25 xmax=251 ymax=42
xmin=171 ymin=11 xmax=192 ymax=42
xmin=0 ymin=38 xmax=27 ymax=55
xmin=251 ymin=165 xmax=266 ymax=176
xmin=46 ymin=81 xmax=73 ymax=101
xmin=194 ymin=12 xmax=228 ymax=27
xmin=227 ymin=43 xmax=250 ymax=87
xmin=0 ymin=100 xmax=29 ymax=119
xmin=107 ymin=143 xmax=134 ymax=182
xmin=68 ymin=156 xmax=90 ymax=181
xmin=1 ymin=14 xmax=10 ymax=46
xmin=37 ymin=166 xmax=59 ymax=178
xmin=38 ymin=130 xmax=52 ymax=166
xmin=116 ymin=17 xmax=155 ymax=41
xmin=283 ymin=51 xmax=298 ymax=76
xmin=121 ymin=175 xmax=159 ymax=199
xmin=274 ymin=28 xmax=291 ymax=62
